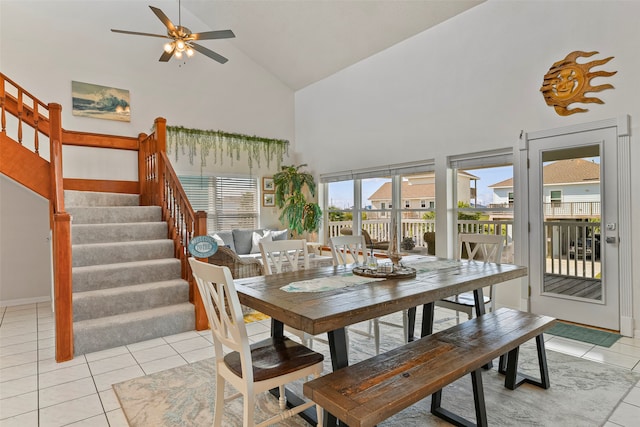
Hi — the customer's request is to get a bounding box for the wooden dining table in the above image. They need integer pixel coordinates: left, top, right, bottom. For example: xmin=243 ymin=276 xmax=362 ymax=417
xmin=234 ymin=255 xmax=527 ymax=426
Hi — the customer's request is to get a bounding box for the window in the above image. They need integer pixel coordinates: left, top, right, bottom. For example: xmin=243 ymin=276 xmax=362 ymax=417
xmin=450 ymin=149 xmax=514 ymax=262
xmin=179 ymin=175 xmax=258 ymax=233
xmin=550 ymin=190 xmax=562 ymax=206
xmin=420 ymin=200 xmax=427 ymax=208
xmin=405 ymin=200 xmax=411 ymax=208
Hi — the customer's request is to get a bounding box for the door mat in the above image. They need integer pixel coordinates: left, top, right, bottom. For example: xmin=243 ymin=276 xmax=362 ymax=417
xmin=546 ymin=322 xmax=621 ymax=347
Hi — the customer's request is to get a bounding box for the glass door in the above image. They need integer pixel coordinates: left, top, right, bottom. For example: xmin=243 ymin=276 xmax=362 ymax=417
xmin=528 ymin=127 xmax=619 ymax=330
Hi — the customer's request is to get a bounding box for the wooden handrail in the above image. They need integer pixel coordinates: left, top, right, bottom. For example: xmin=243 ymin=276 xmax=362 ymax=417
xmin=139 ymin=118 xmax=208 ymax=330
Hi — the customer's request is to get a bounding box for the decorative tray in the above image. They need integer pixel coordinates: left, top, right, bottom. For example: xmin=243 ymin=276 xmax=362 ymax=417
xmin=352 ymin=265 xmax=417 ymax=279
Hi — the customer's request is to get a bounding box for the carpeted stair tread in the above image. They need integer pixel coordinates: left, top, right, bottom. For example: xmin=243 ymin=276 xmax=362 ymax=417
xmin=65 ymin=190 xmax=139 ymax=207
xmin=72 ymin=239 xmax=175 ymax=267
xmin=67 ymin=206 xmax=162 ymax=224
xmin=73 ymin=303 xmax=196 ymax=356
xmin=72 ymin=222 xmax=168 ymax=244
xmin=73 ymin=258 xmax=182 ymax=292
xmin=73 ymin=279 xmax=190 ymax=322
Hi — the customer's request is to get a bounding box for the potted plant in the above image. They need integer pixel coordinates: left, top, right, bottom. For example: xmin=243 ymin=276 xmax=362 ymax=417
xmin=273 ymin=164 xmax=322 ymax=236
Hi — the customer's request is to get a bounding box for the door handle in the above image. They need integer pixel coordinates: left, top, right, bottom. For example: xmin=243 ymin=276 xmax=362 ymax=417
xmin=605 ymin=236 xmax=617 ymax=244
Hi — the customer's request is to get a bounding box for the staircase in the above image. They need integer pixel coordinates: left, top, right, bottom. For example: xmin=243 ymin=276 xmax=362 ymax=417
xmin=67 ymin=190 xmax=195 ymax=355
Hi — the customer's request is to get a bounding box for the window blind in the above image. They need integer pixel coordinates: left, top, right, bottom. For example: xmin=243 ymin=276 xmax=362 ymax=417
xmin=449 ymin=148 xmax=513 ymax=170
xmin=320 ymin=160 xmax=435 ymax=183
xmin=179 ymin=175 xmax=258 ymax=233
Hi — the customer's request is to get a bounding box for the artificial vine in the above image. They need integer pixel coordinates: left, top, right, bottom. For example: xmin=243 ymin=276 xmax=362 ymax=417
xmin=166 ymin=125 xmax=290 ymax=170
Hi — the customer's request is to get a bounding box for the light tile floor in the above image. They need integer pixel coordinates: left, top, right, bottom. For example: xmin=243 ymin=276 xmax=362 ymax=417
xmin=1 ymin=302 xmax=640 ymax=426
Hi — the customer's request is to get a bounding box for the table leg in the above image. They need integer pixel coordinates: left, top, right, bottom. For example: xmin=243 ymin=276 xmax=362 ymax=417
xmin=325 ymin=328 xmax=349 ymax=427
xmin=473 ymin=289 xmax=493 ymax=369
xmin=271 ymin=318 xmax=284 ymax=338
xmin=407 ymin=307 xmax=417 ymax=341
xmin=421 ymin=302 xmax=435 ymax=337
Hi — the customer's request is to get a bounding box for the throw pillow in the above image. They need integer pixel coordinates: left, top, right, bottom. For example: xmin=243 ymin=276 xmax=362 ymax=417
xmin=211 ymin=234 xmax=225 ymax=247
xmin=250 ymin=230 xmax=273 ymax=254
xmin=270 ymin=229 xmax=289 ymax=241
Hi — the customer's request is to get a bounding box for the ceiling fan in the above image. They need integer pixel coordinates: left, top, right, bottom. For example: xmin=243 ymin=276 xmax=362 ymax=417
xmin=111 ymin=2 xmax=235 ymax=64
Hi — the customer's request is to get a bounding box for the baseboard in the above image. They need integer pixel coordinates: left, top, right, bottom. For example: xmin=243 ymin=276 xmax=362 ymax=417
xmin=0 ymin=296 xmax=51 ymax=307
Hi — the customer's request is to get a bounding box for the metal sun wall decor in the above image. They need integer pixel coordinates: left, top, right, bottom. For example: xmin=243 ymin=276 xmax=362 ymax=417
xmin=540 ymin=51 xmax=617 ymax=116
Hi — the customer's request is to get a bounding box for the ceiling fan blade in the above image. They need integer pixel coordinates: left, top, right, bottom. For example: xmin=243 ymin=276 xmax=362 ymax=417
xmin=159 ymin=47 xmax=174 ymax=62
xmin=190 ymin=43 xmax=228 ymax=64
xmin=111 ymin=29 xmax=170 ymax=39
xmin=190 ymin=29 xmax=235 ymax=41
xmin=149 ymin=6 xmax=176 ymax=33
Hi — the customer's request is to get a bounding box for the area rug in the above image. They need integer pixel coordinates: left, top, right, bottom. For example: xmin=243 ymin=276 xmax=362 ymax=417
xmin=113 ymin=337 xmax=639 ymax=426
xmin=546 ymin=321 xmax=621 ymax=347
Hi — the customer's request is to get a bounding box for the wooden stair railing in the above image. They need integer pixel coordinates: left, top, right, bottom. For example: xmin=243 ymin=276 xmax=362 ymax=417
xmin=139 ymin=118 xmax=207 ymax=330
xmin=0 ymin=73 xmax=73 ymax=362
xmin=1 ymin=73 xmax=207 ymax=361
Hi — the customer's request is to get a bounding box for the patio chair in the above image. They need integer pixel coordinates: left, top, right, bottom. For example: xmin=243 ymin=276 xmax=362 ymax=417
xmin=339 ymin=227 xmax=390 ymax=252
xmin=436 ymin=233 xmax=504 ymax=323
xmin=188 ymin=258 xmax=324 ymax=427
xmin=329 ymin=235 xmax=381 ymax=354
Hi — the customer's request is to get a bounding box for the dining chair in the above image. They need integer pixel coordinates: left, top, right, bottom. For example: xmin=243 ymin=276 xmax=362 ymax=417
xmin=188 ymin=257 xmax=324 ymax=427
xmin=435 ymin=233 xmax=504 ymax=324
xmin=259 ymin=239 xmax=326 ymax=349
xmin=329 ymin=235 xmax=381 ymax=355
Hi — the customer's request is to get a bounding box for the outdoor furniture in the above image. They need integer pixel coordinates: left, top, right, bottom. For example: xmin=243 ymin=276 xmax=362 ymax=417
xmin=436 ymin=233 xmax=504 ymax=324
xmin=188 ymin=258 xmax=324 ymax=427
xmin=234 ymin=254 xmax=527 ymax=426
xmin=340 ymin=227 xmax=390 ymax=251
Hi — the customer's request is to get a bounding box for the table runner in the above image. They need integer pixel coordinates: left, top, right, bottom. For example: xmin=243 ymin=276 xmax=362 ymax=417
xmin=280 ymin=258 xmax=462 ymax=293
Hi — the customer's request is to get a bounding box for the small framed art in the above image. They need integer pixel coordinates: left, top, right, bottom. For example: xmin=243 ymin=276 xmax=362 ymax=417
xmin=262 ymin=177 xmax=274 ymax=192
xmin=263 ymin=193 xmax=275 ymax=207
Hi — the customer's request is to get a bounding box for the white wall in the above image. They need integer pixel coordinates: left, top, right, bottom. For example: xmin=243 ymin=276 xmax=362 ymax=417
xmin=0 ymin=0 xmax=295 ymax=304
xmin=295 ymin=1 xmax=640 ymax=327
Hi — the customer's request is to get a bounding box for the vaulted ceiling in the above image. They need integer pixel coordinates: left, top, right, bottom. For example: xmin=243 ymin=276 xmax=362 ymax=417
xmin=181 ymin=0 xmax=485 ymax=90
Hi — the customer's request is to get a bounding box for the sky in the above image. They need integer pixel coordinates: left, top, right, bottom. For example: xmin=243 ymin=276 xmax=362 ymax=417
xmin=327 ymin=166 xmax=514 ymax=209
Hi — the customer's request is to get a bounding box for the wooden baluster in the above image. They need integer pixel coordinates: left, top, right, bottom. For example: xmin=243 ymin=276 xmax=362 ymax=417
xmin=0 ymin=77 xmax=5 ymax=133
xmin=33 ymin=102 xmax=39 ymax=154
xmin=17 ymin=90 xmax=23 ymax=143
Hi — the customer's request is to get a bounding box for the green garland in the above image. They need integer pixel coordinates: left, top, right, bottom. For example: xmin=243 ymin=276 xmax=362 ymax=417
xmin=166 ymin=126 xmax=289 ymax=170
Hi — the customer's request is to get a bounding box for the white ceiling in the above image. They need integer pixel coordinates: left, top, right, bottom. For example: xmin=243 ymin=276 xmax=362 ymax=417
xmin=180 ymin=0 xmax=485 ymax=90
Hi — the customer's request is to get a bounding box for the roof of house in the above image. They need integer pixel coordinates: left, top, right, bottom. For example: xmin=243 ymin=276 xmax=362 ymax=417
xmin=368 ymin=182 xmax=435 ymax=201
xmin=489 ymin=158 xmax=600 ymax=188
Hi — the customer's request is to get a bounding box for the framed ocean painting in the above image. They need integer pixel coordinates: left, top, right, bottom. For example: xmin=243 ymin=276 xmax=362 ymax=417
xmin=71 ymin=81 xmax=131 ymax=122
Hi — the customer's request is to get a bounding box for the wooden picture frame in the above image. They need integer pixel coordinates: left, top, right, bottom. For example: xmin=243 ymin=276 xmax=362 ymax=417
xmin=262 ymin=177 xmax=274 ymax=192
xmin=263 ymin=193 xmax=275 ymax=207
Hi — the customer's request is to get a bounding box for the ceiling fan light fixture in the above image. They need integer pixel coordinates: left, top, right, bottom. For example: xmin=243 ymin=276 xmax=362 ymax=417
xmin=175 ymin=39 xmax=186 ymax=51
xmin=175 ymin=50 xmax=183 ymax=59
xmin=186 ymin=47 xmax=194 ymax=57
xmin=163 ymin=42 xmax=174 ymax=53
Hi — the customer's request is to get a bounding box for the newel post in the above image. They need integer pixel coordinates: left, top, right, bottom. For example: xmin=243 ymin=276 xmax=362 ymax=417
xmin=154 ymin=117 xmax=167 ymax=208
xmin=193 ymin=210 xmax=209 ymax=330
xmin=53 ymin=213 xmax=73 ymax=361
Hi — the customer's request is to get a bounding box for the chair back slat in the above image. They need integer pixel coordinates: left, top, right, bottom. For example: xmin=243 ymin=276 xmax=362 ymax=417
xmin=260 ymin=239 xmax=309 ymax=275
xmin=458 ymin=234 xmax=503 ymax=263
xmin=330 ymin=235 xmax=368 ymax=266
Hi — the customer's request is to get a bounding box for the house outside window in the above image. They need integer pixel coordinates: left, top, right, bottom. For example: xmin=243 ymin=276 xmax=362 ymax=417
xmin=508 ymin=192 xmax=514 ymax=206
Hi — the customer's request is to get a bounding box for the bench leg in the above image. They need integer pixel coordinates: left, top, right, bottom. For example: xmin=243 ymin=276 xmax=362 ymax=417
xmin=325 ymin=328 xmax=350 ymax=427
xmin=431 ymin=369 xmax=488 ymax=427
xmin=501 ymin=334 xmax=551 ymax=390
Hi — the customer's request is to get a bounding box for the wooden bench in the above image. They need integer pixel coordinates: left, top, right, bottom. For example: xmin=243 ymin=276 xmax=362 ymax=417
xmin=303 ymin=308 xmax=556 ymax=427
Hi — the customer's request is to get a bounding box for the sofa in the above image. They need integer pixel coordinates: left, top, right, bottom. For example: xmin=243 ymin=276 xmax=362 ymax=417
xmin=206 ymin=228 xmax=333 ymax=279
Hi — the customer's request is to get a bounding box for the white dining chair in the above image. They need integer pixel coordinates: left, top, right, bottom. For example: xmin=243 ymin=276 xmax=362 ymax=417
xmin=188 ymin=257 xmax=324 ymax=427
xmin=329 ymin=235 xmax=382 ymax=355
xmin=435 ymin=233 xmax=504 ymax=323
xmin=259 ymin=239 xmax=327 ymax=349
